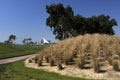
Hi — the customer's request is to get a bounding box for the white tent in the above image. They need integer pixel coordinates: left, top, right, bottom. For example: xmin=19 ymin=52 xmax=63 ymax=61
xmin=41 ymin=37 xmax=49 ymax=44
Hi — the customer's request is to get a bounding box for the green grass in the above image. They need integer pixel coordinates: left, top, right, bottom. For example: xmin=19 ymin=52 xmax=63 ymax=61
xmin=0 ymin=60 xmax=85 ymax=80
xmin=0 ymin=43 xmax=49 ymax=59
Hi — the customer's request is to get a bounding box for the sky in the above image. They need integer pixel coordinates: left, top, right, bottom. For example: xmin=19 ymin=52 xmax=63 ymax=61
xmin=0 ymin=0 xmax=120 ymax=44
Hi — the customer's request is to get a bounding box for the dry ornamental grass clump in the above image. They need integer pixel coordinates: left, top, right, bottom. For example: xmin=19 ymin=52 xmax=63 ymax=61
xmin=33 ymin=34 xmax=120 ymax=72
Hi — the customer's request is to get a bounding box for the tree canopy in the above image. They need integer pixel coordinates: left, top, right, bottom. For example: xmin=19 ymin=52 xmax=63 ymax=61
xmin=46 ymin=3 xmax=117 ymax=40
xmin=5 ymin=35 xmax=16 ymax=44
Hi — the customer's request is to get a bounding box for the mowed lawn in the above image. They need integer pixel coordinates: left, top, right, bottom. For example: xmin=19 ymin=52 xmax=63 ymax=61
xmin=0 ymin=60 xmax=85 ymax=80
xmin=0 ymin=43 xmax=48 ymax=59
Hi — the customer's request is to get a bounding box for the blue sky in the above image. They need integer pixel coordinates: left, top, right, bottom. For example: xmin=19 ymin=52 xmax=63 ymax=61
xmin=0 ymin=0 xmax=120 ymax=44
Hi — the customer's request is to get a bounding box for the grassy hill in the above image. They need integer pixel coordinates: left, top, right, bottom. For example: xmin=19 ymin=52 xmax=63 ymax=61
xmin=0 ymin=43 xmax=48 ymax=59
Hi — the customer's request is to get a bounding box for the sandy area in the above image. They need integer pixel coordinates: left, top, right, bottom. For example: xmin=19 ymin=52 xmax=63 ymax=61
xmin=25 ymin=57 xmax=120 ymax=80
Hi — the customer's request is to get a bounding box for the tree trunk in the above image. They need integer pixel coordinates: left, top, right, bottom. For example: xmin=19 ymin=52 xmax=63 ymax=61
xmin=59 ymin=24 xmax=65 ymax=40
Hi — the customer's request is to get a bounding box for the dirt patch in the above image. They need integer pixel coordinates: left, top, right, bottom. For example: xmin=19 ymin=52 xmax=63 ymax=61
xmin=25 ymin=58 xmax=120 ymax=80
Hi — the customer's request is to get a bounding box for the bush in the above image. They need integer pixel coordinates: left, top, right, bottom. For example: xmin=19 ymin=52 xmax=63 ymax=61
xmin=34 ymin=56 xmax=38 ymax=63
xmin=108 ymin=58 xmax=113 ymax=65
xmin=49 ymin=59 xmax=55 ymax=66
xmin=38 ymin=60 xmax=42 ymax=66
xmin=113 ymin=62 xmax=119 ymax=71
xmin=57 ymin=63 xmax=63 ymax=70
xmin=80 ymin=62 xmax=85 ymax=69
xmin=77 ymin=58 xmax=85 ymax=69
xmin=93 ymin=61 xmax=101 ymax=73
xmin=64 ymin=59 xmax=70 ymax=65
xmin=28 ymin=59 xmax=32 ymax=63
xmin=45 ymin=56 xmax=49 ymax=63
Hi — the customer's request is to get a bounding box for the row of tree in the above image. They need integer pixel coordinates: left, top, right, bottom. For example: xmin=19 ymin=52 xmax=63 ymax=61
xmin=4 ymin=35 xmax=37 ymax=45
xmin=46 ymin=3 xmax=117 ymax=40
xmin=22 ymin=38 xmax=36 ymax=45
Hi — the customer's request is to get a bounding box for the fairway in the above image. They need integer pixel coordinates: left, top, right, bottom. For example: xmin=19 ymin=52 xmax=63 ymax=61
xmin=0 ymin=43 xmax=48 ymax=59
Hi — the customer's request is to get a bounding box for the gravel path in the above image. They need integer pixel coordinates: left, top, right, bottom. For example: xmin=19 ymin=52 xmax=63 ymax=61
xmin=0 ymin=54 xmax=35 ymax=64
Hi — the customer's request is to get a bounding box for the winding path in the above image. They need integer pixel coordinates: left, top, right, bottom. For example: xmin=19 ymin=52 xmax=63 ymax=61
xmin=0 ymin=54 xmax=35 ymax=64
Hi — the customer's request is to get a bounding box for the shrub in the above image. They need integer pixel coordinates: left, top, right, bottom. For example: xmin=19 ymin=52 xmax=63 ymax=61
xmin=49 ymin=58 xmax=55 ymax=66
xmin=57 ymin=63 xmax=63 ymax=70
xmin=34 ymin=56 xmax=38 ymax=63
xmin=38 ymin=60 xmax=42 ymax=66
xmin=108 ymin=58 xmax=113 ymax=65
xmin=28 ymin=59 xmax=32 ymax=63
xmin=63 ymin=59 xmax=69 ymax=65
xmin=93 ymin=61 xmax=101 ymax=73
xmin=45 ymin=56 xmax=49 ymax=63
xmin=77 ymin=57 xmax=85 ymax=69
xmin=113 ymin=62 xmax=119 ymax=71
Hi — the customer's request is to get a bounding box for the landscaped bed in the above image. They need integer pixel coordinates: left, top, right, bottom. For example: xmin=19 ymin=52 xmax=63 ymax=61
xmin=25 ymin=56 xmax=120 ymax=80
xmin=27 ymin=34 xmax=120 ymax=80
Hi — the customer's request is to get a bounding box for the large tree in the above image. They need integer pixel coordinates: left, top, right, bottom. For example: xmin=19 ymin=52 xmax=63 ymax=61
xmin=97 ymin=14 xmax=117 ymax=35
xmin=46 ymin=3 xmax=117 ymax=40
xmin=46 ymin=3 xmax=74 ymax=40
xmin=85 ymin=14 xmax=117 ymax=35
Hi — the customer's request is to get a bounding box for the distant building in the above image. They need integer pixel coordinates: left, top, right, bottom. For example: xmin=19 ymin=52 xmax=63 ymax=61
xmin=40 ymin=37 xmax=50 ymax=44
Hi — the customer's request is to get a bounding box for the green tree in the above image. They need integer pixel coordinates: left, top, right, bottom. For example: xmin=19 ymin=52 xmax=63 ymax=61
xmin=9 ymin=35 xmax=16 ymax=44
xmin=22 ymin=39 xmax=26 ymax=45
xmin=23 ymin=38 xmax=32 ymax=45
xmin=46 ymin=3 xmax=74 ymax=40
xmin=97 ymin=14 xmax=117 ymax=35
xmin=85 ymin=14 xmax=117 ymax=35
xmin=72 ymin=15 xmax=86 ymax=35
xmin=46 ymin=3 xmax=117 ymax=40
xmin=72 ymin=14 xmax=117 ymax=35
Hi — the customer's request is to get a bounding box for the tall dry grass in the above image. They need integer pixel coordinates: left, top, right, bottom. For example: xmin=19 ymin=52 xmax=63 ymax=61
xmin=34 ymin=34 xmax=120 ymax=72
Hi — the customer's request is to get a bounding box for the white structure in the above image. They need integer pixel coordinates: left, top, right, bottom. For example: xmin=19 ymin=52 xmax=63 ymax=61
xmin=41 ymin=37 xmax=50 ymax=44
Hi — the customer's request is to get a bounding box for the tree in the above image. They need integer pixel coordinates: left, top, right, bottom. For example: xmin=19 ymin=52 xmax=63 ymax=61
xmin=72 ymin=15 xmax=86 ymax=35
xmin=22 ymin=38 xmax=33 ymax=45
xmin=72 ymin=14 xmax=117 ymax=35
xmin=8 ymin=35 xmax=16 ymax=44
xmin=97 ymin=14 xmax=117 ymax=35
xmin=22 ymin=39 xmax=26 ymax=45
xmin=4 ymin=40 xmax=11 ymax=44
xmin=46 ymin=3 xmax=74 ymax=40
xmin=28 ymin=38 xmax=32 ymax=43
xmin=85 ymin=14 xmax=117 ymax=35
xmin=46 ymin=3 xmax=117 ymax=40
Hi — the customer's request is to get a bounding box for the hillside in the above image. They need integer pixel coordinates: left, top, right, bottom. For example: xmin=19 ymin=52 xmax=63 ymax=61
xmin=26 ymin=34 xmax=120 ymax=79
xmin=0 ymin=43 xmax=48 ymax=59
